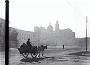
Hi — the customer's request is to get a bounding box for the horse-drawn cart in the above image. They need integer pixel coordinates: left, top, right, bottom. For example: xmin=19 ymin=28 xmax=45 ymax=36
xmin=18 ymin=45 xmax=47 ymax=58
xmin=18 ymin=46 xmax=38 ymax=58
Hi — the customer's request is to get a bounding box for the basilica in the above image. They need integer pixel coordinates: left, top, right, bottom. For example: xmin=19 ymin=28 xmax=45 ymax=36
xmin=15 ymin=21 xmax=75 ymax=46
xmin=34 ymin=21 xmax=75 ymax=46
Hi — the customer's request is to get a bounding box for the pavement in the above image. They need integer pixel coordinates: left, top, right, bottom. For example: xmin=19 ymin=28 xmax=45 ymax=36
xmin=1 ymin=46 xmax=90 ymax=65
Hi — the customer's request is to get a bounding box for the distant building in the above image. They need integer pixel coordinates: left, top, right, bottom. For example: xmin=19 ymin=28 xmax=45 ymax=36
xmin=16 ymin=29 xmax=40 ymax=46
xmin=0 ymin=17 xmax=89 ymax=48
xmin=9 ymin=27 xmax=16 ymax=34
xmin=47 ymin=23 xmax=53 ymax=32
xmin=39 ymin=26 xmax=47 ymax=45
xmin=55 ymin=21 xmax=59 ymax=31
xmin=75 ymin=37 xmax=90 ymax=47
xmin=34 ymin=21 xmax=75 ymax=46
xmin=54 ymin=28 xmax=75 ymax=46
xmin=34 ymin=26 xmax=41 ymax=35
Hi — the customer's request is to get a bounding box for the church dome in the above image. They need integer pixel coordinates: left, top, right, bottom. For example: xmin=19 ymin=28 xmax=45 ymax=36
xmin=47 ymin=23 xmax=53 ymax=32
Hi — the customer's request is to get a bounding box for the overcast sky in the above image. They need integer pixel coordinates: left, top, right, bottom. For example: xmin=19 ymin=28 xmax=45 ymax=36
xmin=0 ymin=0 xmax=90 ymax=38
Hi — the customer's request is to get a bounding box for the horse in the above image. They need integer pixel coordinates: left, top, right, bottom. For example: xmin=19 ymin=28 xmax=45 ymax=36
xmin=37 ymin=45 xmax=47 ymax=57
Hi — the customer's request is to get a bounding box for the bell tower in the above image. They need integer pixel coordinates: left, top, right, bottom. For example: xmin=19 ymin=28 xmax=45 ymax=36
xmin=55 ymin=21 xmax=59 ymax=31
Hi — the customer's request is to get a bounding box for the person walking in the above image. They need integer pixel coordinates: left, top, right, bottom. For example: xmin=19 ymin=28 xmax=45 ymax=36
xmin=63 ymin=45 xmax=64 ymax=49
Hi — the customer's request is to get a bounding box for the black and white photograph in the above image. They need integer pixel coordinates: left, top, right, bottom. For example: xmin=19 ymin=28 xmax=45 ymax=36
xmin=0 ymin=0 xmax=90 ymax=65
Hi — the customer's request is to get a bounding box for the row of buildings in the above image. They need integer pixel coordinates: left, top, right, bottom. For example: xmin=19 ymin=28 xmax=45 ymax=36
xmin=0 ymin=17 xmax=89 ymax=49
xmin=0 ymin=17 xmax=76 ymax=47
xmin=16 ymin=21 xmax=75 ymax=46
xmin=16 ymin=29 xmax=40 ymax=46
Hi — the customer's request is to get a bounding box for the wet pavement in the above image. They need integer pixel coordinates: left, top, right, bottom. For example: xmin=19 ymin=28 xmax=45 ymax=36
xmin=0 ymin=46 xmax=90 ymax=65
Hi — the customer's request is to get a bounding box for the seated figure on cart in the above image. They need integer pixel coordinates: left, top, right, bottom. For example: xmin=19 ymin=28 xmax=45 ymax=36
xmin=26 ymin=38 xmax=32 ymax=48
xmin=20 ymin=43 xmax=26 ymax=48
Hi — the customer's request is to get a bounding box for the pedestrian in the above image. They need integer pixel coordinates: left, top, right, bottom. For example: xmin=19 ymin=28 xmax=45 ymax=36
xmin=63 ymin=45 xmax=64 ymax=49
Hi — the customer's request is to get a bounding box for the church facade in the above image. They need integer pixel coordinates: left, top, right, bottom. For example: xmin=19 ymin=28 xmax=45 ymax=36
xmin=34 ymin=21 xmax=75 ymax=46
xmin=16 ymin=21 xmax=75 ymax=46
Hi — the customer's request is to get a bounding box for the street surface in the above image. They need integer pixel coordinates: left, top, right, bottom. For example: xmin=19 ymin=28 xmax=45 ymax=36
xmin=0 ymin=46 xmax=90 ymax=65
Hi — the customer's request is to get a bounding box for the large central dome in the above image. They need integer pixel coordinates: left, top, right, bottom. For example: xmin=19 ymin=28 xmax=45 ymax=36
xmin=47 ymin=23 xmax=53 ymax=32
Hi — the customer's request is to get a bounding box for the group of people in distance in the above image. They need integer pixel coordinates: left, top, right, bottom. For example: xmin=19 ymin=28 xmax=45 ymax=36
xmin=20 ymin=38 xmax=32 ymax=48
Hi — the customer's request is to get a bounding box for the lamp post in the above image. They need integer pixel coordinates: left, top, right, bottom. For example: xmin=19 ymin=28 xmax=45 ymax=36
xmin=86 ymin=16 xmax=88 ymax=51
xmin=5 ymin=0 xmax=9 ymax=65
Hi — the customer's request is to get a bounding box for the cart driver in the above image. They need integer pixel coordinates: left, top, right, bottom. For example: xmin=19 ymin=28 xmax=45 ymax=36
xmin=26 ymin=38 xmax=32 ymax=48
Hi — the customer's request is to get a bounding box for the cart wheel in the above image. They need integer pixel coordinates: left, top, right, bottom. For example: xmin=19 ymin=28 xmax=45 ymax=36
xmin=31 ymin=52 xmax=38 ymax=58
xmin=22 ymin=53 xmax=29 ymax=58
